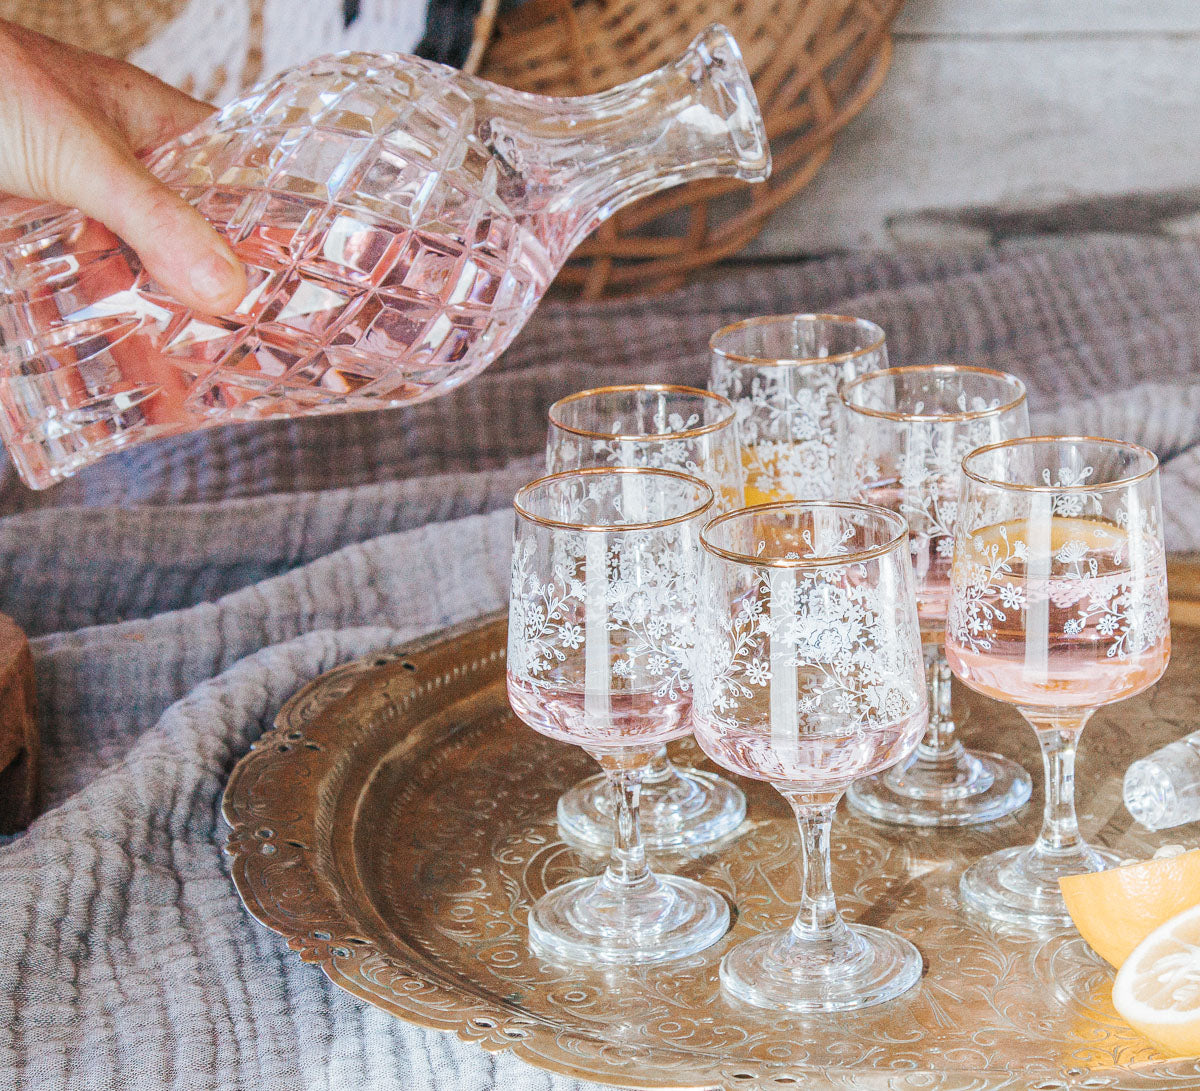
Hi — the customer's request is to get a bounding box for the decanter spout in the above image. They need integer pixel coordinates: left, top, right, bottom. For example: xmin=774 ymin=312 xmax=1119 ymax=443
xmin=483 ymin=24 xmax=771 ymax=261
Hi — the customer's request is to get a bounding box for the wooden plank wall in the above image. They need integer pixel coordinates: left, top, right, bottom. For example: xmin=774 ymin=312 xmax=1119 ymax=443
xmin=749 ymin=0 xmax=1200 ymax=254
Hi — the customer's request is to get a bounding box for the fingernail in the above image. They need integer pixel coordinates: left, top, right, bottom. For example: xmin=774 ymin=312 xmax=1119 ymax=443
xmin=188 ymin=250 xmax=239 ymax=308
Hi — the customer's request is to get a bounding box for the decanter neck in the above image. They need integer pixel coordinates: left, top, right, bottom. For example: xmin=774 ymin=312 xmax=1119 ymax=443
xmin=482 ymin=25 xmax=770 ymax=264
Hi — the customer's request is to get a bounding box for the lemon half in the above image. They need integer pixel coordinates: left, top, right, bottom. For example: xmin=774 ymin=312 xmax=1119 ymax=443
xmin=1113 ymin=901 xmax=1200 ymax=1057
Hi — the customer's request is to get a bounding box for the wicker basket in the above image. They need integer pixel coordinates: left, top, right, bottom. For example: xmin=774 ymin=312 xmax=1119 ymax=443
xmin=466 ymin=0 xmax=901 ymax=298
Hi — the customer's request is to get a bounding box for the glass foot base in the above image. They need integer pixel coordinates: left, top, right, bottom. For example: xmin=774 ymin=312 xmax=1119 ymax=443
xmin=847 ymin=750 xmax=1032 ymax=828
xmin=959 ymin=843 xmax=1122 ymax=932
xmin=719 ymin=924 xmax=922 ymax=1013
xmin=529 ymin=874 xmax=730 ymax=966
xmin=557 ymin=765 xmax=746 ymax=850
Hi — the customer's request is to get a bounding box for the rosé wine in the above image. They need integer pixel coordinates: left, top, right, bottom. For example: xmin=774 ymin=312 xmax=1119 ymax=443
xmin=947 ymin=639 xmax=1169 ymax=709
xmin=945 ymin=516 xmax=1170 ymax=710
xmin=693 ymin=707 xmax=925 ymax=789
xmin=506 ymin=674 xmax=692 ymax=751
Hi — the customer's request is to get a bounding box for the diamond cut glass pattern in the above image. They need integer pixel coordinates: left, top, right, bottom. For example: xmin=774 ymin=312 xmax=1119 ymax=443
xmin=0 ymin=27 xmax=769 ymax=486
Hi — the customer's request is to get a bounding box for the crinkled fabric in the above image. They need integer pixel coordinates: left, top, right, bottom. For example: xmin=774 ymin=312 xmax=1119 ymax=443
xmin=4 ymin=236 xmax=1200 ymax=1090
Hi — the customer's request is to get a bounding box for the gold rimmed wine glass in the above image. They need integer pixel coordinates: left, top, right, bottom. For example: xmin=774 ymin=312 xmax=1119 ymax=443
xmin=507 ymin=466 xmax=731 ymax=963
xmin=840 ymin=364 xmax=1033 ymax=827
xmin=693 ymin=501 xmax=928 ymax=1010
xmin=947 ymin=437 xmax=1170 ymax=930
xmin=545 ymin=384 xmax=747 ymax=850
xmin=708 ymin=313 xmax=887 ymax=504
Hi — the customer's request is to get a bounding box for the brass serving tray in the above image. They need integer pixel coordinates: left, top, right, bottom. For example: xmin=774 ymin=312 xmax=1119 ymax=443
xmin=223 ymin=586 xmax=1200 ymax=1091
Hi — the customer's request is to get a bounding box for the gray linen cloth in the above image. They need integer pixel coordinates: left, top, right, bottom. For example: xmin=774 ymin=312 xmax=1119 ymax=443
xmin=4 ymin=235 xmax=1200 ymax=1090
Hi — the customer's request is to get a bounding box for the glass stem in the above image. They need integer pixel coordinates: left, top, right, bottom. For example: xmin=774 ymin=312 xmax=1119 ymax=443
xmin=1025 ymin=710 xmax=1093 ymax=865
xmin=600 ymin=765 xmax=653 ymax=892
xmin=641 ymin=746 xmax=675 ymax=786
xmin=917 ymin=643 xmax=961 ymax=763
xmin=778 ymin=790 xmax=855 ymax=958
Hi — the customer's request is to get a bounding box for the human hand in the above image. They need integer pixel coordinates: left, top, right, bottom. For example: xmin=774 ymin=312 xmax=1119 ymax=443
xmin=0 ymin=19 xmax=246 ymax=314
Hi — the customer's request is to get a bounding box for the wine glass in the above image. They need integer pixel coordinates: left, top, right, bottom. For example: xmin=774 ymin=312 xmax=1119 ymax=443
xmin=547 ymin=383 xmax=744 ymax=509
xmin=545 ymin=384 xmax=747 ymax=850
xmin=508 ymin=467 xmax=731 ymax=963
xmin=840 ymin=365 xmax=1034 ymax=826
xmin=692 ymin=501 xmax=928 ymax=1010
xmin=708 ymin=314 xmax=887 ymax=504
xmin=946 ymin=437 xmax=1171 ymax=930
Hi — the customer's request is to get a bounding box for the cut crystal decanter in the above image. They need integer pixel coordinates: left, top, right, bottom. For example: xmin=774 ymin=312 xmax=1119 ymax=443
xmin=0 ymin=25 xmax=768 ymax=488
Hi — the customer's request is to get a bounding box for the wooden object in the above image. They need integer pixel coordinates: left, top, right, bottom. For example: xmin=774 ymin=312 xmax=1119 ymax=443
xmin=750 ymin=0 xmax=1200 ymax=255
xmin=0 ymin=0 xmax=191 ymax=57
xmin=465 ymin=0 xmax=903 ymax=297
xmin=1169 ymin=556 xmax=1200 ymax=628
xmin=0 ymin=612 xmax=37 ymax=834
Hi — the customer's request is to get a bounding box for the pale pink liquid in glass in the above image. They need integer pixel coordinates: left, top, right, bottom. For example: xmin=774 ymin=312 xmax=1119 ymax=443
xmin=3 ymin=210 xmax=553 ymax=441
xmin=945 ymin=518 xmax=1170 ymax=709
xmin=692 ymin=708 xmax=925 ymax=787
xmin=0 ymin=111 xmax=561 ymax=487
xmin=861 ymin=480 xmax=951 ymax=643
xmin=0 ymin=31 xmax=770 ymax=488
xmin=947 ymin=639 xmax=1168 ymax=708
xmin=506 ymin=674 xmax=692 ymax=749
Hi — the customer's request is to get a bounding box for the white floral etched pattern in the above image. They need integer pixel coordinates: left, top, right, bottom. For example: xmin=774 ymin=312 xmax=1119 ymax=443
xmin=947 ymin=519 xmax=1169 ymax=659
xmin=550 ymin=411 xmax=731 ymax=488
xmin=508 ymin=529 xmax=697 ymax=699
xmin=697 ymin=560 xmax=924 ymax=729
xmin=1043 ymin=464 xmax=1104 ymax=517
xmin=711 ymin=352 xmax=883 ymax=501
xmin=848 ymin=418 xmax=998 ymax=560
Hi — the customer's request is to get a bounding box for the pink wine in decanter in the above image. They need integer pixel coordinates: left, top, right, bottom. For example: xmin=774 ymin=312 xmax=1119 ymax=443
xmin=0 ymin=26 xmax=769 ymax=488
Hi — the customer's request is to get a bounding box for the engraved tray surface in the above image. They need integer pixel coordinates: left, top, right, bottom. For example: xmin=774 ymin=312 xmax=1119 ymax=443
xmin=223 ymin=611 xmax=1200 ymax=1091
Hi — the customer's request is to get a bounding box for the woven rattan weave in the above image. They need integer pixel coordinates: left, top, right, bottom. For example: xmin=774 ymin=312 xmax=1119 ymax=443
xmin=471 ymin=0 xmax=901 ymax=295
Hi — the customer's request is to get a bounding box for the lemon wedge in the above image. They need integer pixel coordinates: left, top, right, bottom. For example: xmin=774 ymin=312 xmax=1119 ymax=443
xmin=969 ymin=516 xmax=1127 ymax=558
xmin=1113 ymin=901 xmax=1200 ymax=1057
xmin=1060 ymin=848 xmax=1200 ymax=968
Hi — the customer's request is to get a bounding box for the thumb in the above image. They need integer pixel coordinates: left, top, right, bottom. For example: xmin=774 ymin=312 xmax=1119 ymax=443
xmin=77 ymin=142 xmax=247 ymax=315
xmin=0 ymin=21 xmax=245 ymax=314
